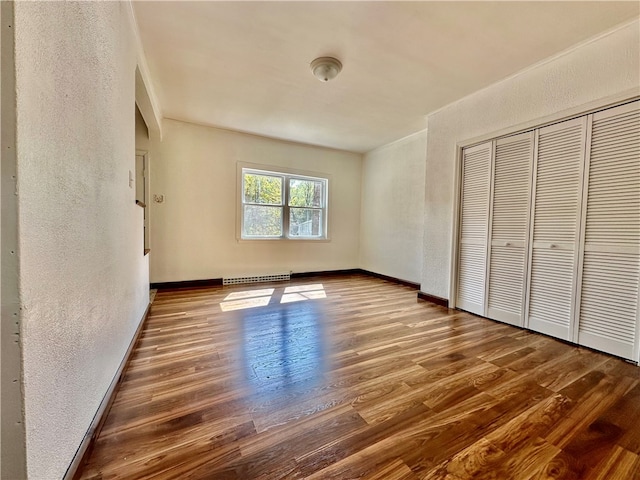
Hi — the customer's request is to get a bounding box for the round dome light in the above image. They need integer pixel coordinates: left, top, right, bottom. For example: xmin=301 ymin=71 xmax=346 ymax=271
xmin=310 ymin=57 xmax=343 ymax=82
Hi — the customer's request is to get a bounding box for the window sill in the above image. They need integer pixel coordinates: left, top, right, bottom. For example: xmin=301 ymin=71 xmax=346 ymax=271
xmin=237 ymin=237 xmax=331 ymax=243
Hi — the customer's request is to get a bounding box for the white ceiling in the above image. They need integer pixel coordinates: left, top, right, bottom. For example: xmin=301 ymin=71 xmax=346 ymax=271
xmin=133 ymin=1 xmax=639 ymax=153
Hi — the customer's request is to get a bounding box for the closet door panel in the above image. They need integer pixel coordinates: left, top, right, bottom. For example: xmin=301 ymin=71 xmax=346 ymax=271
xmin=527 ymin=118 xmax=586 ymax=339
xmin=487 ymin=132 xmax=533 ymax=325
xmin=529 ymin=249 xmax=577 ymax=338
xmin=457 ymin=142 xmax=492 ymax=315
xmin=577 ymin=101 xmax=640 ymax=360
xmin=487 ymin=246 xmax=526 ymax=324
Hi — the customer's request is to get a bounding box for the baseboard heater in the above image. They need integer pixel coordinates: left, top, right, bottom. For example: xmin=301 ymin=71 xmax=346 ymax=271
xmin=222 ymin=273 xmax=291 ymax=286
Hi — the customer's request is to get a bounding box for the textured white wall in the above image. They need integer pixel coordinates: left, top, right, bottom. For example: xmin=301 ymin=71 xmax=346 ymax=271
xmin=422 ymin=19 xmax=640 ymax=299
xmin=360 ymin=131 xmax=427 ymax=283
xmin=0 ymin=2 xmax=27 ymax=477
xmin=14 ymin=3 xmax=149 ymax=479
xmin=150 ymin=119 xmax=362 ymax=282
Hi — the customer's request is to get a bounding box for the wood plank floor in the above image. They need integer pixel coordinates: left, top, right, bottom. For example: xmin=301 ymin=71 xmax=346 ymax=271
xmin=78 ymin=274 xmax=640 ymax=479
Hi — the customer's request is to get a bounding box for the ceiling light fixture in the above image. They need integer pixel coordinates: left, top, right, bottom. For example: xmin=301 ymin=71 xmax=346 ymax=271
xmin=310 ymin=57 xmax=342 ymax=82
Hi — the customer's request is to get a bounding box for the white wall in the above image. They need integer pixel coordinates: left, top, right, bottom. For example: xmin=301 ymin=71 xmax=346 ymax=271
xmin=360 ymin=131 xmax=427 ymax=283
xmin=135 ymin=104 xmax=150 ymax=151
xmin=0 ymin=2 xmax=26 ymax=478
xmin=422 ymin=19 xmax=640 ymax=299
xmin=14 ymin=2 xmax=149 ymax=478
xmin=150 ymin=119 xmax=362 ymax=282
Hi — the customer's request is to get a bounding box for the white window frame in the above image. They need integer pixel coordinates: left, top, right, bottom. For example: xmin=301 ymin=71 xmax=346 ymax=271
xmin=237 ymin=163 xmax=330 ymax=241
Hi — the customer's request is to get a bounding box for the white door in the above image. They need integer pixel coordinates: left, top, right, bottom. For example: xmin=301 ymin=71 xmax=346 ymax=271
xmin=575 ymin=101 xmax=640 ymax=360
xmin=487 ymin=132 xmax=534 ymax=326
xmin=457 ymin=142 xmax=492 ymax=316
xmin=527 ymin=117 xmax=587 ymax=339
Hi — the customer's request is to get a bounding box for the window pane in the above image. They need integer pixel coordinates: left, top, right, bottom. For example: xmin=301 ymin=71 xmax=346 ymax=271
xmin=244 ymin=173 xmax=283 ymax=205
xmin=289 ymin=178 xmax=324 ymax=207
xmin=244 ymin=205 xmax=283 ymax=237
xmin=289 ymin=208 xmax=322 ymax=237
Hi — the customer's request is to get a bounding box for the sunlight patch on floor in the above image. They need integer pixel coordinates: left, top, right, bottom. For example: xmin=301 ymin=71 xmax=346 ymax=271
xmin=220 ymin=284 xmax=327 ymax=311
xmin=281 ymin=289 xmax=327 ymax=304
xmin=224 ymin=288 xmax=275 ymax=301
xmin=220 ymin=296 xmax=271 ymax=312
xmin=284 ymin=284 xmax=324 ymax=294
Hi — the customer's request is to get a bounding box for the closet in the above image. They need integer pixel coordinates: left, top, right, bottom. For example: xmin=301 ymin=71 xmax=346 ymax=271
xmin=456 ymin=100 xmax=640 ymax=361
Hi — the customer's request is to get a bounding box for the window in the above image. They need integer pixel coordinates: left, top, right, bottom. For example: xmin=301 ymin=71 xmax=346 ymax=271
xmin=241 ymin=167 xmax=328 ymax=240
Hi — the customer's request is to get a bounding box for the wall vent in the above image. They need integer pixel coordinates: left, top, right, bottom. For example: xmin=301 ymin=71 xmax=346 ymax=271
xmin=223 ymin=273 xmax=290 ymax=286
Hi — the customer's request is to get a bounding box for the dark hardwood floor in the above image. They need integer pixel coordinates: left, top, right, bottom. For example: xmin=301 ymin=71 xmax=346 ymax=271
xmin=78 ymin=274 xmax=640 ymax=479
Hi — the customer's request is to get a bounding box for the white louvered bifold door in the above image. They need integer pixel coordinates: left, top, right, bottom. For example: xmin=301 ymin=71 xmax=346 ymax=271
xmin=457 ymin=142 xmax=492 ymax=316
xmin=575 ymin=101 xmax=640 ymax=360
xmin=487 ymin=132 xmax=534 ymax=326
xmin=527 ymin=117 xmax=587 ymax=340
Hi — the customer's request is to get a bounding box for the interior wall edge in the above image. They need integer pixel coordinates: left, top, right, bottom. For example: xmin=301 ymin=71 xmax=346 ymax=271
xmin=0 ymin=0 xmax=28 ymax=477
xmin=127 ymin=1 xmax=162 ymax=139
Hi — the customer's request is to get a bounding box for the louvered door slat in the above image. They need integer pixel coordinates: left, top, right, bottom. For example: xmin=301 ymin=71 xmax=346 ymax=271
xmin=528 ymin=118 xmax=586 ymax=339
xmin=457 ymin=142 xmax=491 ymax=315
xmin=487 ymin=132 xmax=533 ymax=325
xmin=577 ymin=101 xmax=640 ymax=360
xmin=488 ymin=246 xmax=526 ymax=322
